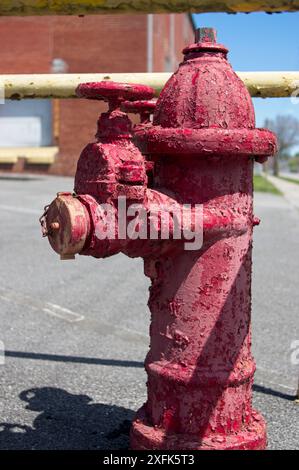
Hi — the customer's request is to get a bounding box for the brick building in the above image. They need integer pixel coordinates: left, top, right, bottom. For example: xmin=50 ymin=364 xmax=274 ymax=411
xmin=0 ymin=14 xmax=194 ymax=176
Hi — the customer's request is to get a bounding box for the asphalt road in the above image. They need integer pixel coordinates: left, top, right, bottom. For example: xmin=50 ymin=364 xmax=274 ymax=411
xmin=0 ymin=174 xmax=298 ymax=450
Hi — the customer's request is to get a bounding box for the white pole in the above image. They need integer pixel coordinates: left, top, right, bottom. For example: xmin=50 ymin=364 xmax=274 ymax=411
xmin=147 ymin=14 xmax=154 ymax=73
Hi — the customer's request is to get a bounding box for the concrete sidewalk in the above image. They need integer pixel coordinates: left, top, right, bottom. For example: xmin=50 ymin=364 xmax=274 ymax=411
xmin=267 ymin=175 xmax=299 ymax=210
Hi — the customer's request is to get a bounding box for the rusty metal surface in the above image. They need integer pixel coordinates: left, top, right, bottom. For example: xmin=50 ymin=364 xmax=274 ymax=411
xmin=0 ymin=1 xmax=299 ymax=16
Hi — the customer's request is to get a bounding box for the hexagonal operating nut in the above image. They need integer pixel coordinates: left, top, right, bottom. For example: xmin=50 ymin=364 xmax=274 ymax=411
xmin=195 ymin=27 xmax=217 ymax=44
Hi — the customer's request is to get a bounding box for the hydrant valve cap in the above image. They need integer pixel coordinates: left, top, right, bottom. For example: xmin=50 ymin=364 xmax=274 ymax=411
xmin=45 ymin=194 xmax=89 ymax=257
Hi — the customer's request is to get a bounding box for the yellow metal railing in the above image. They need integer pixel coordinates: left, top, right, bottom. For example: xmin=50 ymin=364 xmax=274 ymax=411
xmin=0 ymin=0 xmax=298 ymax=16
xmin=1 ymin=72 xmax=299 ymax=99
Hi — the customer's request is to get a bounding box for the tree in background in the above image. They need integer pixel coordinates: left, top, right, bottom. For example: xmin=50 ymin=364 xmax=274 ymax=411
xmin=264 ymin=115 xmax=299 ymax=176
xmin=288 ymin=152 xmax=299 ymax=173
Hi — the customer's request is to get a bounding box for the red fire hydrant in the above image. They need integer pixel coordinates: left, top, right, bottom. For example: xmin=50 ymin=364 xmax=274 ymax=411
xmin=40 ymin=28 xmax=277 ymax=450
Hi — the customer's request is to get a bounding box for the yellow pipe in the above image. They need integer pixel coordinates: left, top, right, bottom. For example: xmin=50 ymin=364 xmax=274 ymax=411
xmin=0 ymin=1 xmax=299 ymax=15
xmin=1 ymin=72 xmax=299 ymax=99
xmin=238 ymin=72 xmax=299 ymax=98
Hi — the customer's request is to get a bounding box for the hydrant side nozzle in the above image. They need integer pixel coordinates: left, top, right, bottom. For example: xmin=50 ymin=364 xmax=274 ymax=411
xmin=42 ymin=193 xmax=90 ymax=259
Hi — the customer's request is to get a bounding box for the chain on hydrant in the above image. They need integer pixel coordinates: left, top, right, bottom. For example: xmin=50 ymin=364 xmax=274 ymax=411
xmin=40 ymin=28 xmax=277 ymax=450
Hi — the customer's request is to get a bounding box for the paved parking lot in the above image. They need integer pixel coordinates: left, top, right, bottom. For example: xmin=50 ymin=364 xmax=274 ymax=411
xmin=0 ymin=174 xmax=298 ymax=450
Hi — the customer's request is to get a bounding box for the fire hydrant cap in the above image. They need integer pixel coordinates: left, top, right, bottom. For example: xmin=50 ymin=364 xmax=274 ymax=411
xmin=154 ymin=27 xmax=254 ymax=130
xmin=45 ymin=193 xmax=89 ymax=259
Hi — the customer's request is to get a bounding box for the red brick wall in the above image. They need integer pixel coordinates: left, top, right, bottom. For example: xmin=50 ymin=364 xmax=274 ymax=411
xmin=0 ymin=17 xmax=53 ymax=73
xmin=152 ymin=14 xmax=194 ymax=72
xmin=0 ymin=14 xmax=194 ymax=176
xmin=52 ymin=15 xmax=148 ymax=175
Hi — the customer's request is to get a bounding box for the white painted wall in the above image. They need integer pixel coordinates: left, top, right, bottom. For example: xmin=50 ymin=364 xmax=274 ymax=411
xmin=0 ymin=99 xmax=52 ymax=147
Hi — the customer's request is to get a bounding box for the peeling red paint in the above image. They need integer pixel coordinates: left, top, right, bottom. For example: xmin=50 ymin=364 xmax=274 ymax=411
xmin=40 ymin=30 xmax=277 ymax=450
xmin=130 ymin=28 xmax=277 ymax=450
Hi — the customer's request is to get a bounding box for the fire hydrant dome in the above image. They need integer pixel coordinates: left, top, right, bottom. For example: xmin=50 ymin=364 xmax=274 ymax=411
xmin=153 ymin=62 xmax=255 ymax=130
xmin=153 ymin=37 xmax=255 ymax=130
xmin=135 ymin=29 xmax=277 ymax=159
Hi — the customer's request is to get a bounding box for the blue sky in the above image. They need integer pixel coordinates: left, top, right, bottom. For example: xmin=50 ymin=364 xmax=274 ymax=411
xmin=193 ymin=12 xmax=299 ymax=136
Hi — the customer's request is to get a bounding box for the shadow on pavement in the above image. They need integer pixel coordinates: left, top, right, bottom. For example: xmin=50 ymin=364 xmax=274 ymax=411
xmin=0 ymin=387 xmax=134 ymax=450
xmin=253 ymin=384 xmax=296 ymax=401
xmin=5 ymin=350 xmax=144 ymax=368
